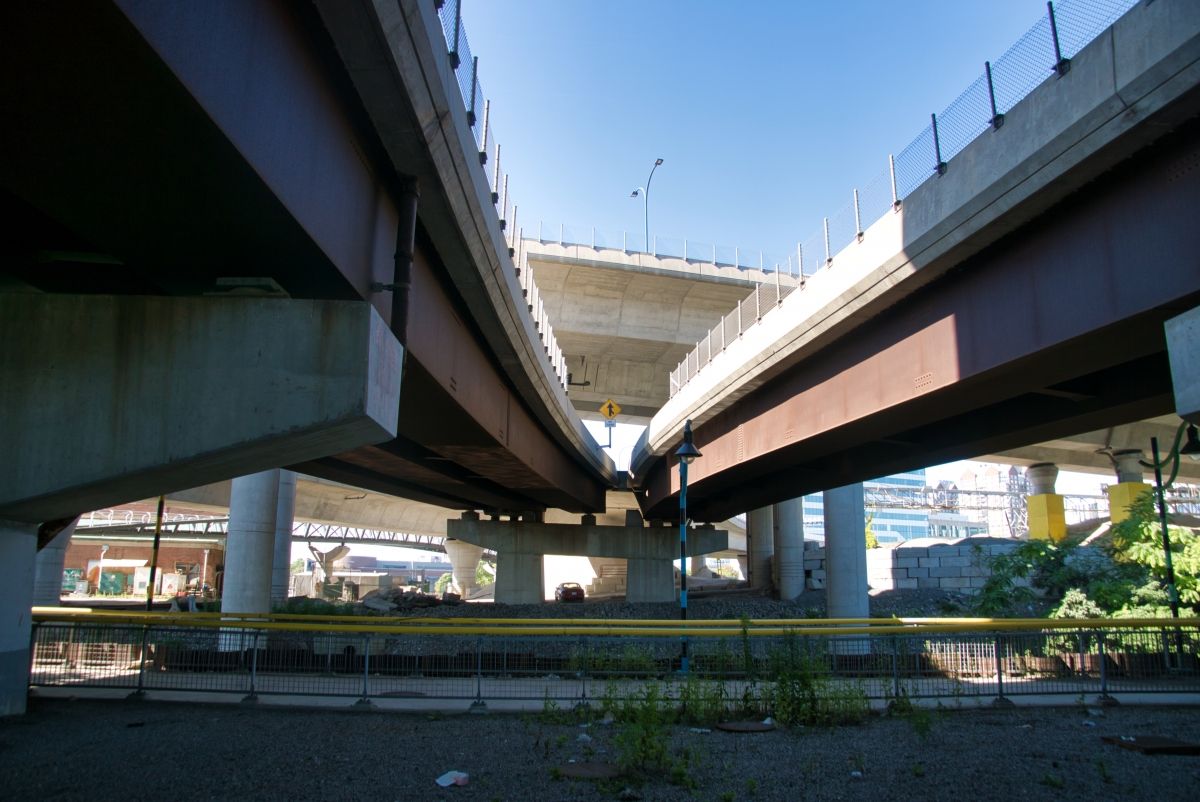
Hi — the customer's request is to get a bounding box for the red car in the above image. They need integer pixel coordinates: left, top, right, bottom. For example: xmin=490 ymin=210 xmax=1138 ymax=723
xmin=554 ymin=582 xmax=585 ymax=602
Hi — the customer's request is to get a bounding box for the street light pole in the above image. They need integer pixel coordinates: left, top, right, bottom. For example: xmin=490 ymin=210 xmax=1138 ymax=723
xmin=630 ymin=158 xmax=663 ymax=254
xmin=675 ymin=419 xmax=702 ymax=674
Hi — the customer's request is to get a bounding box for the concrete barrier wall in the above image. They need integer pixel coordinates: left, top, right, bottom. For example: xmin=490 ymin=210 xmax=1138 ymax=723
xmin=801 ymin=538 xmax=1026 ymax=594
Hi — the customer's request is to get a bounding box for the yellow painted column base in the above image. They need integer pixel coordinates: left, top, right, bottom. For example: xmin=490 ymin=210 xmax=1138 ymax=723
xmin=1028 ymin=494 xmax=1066 ymax=541
xmin=1108 ymin=482 xmax=1150 ymax=524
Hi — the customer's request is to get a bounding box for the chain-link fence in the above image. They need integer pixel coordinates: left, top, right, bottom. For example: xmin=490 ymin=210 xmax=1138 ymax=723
xmin=30 ymin=617 xmax=1199 ymax=708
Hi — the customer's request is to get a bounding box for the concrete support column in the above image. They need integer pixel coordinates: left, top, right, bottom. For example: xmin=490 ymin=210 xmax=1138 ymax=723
xmin=33 ymin=517 xmax=79 ymax=606
xmin=627 ymin=557 xmax=675 ymax=603
xmin=1166 ymin=305 xmax=1200 ymax=424
xmin=1026 ymin=463 xmax=1066 ymax=541
xmin=746 ymin=506 xmax=774 ymax=592
xmin=0 ymin=519 xmax=38 ymax=715
xmin=494 ymin=549 xmax=544 ymax=605
xmin=736 ymin=555 xmax=748 ymax=580
xmin=772 ymin=498 xmax=804 ymax=600
xmin=690 ymin=554 xmax=708 ymax=577
xmin=221 ymin=470 xmax=280 ymax=616
xmin=1108 ymin=450 xmax=1149 ymax=524
xmin=444 ymin=538 xmax=484 ymax=597
xmin=270 ymin=470 xmax=297 ymax=604
xmin=824 ymin=483 xmax=869 ymax=620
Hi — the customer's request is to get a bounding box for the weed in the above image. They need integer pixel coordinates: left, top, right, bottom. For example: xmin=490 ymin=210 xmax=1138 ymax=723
xmin=745 ymin=777 xmax=759 ymax=796
xmin=548 ymin=767 xmax=563 ymax=781
xmin=1039 ymin=773 xmax=1065 ymax=789
xmin=1096 ymin=759 xmax=1112 ymax=784
xmin=911 ymin=762 xmax=926 ymax=778
xmin=720 ymin=792 xmax=735 ymax=802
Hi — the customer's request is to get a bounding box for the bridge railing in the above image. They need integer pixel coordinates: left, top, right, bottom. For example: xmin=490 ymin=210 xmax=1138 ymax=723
xmin=669 ymin=0 xmax=1138 ymax=398
xmin=530 ymin=221 xmax=803 ymax=274
xmin=28 ymin=612 xmax=1200 ymax=708
xmin=436 ymin=0 xmax=568 ymax=388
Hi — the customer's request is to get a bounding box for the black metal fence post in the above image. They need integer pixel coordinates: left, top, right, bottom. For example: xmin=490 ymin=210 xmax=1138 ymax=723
xmin=356 ymin=634 xmax=372 ymax=707
xmin=450 ymin=0 xmax=462 ymax=69
xmin=466 ymin=56 xmax=478 ymax=127
xmin=470 ymin=636 xmax=487 ymax=713
xmin=1047 ymin=1 xmax=1071 ymax=76
xmin=985 ymin=61 xmax=1004 ymax=129
xmin=243 ymin=631 xmax=259 ymax=704
xmin=992 ymin=633 xmax=1014 ymax=706
xmin=931 ymin=113 xmax=947 ymax=175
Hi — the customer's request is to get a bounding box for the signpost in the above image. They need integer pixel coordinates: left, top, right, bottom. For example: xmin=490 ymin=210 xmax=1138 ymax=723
xmin=599 ymin=399 xmax=620 ymax=447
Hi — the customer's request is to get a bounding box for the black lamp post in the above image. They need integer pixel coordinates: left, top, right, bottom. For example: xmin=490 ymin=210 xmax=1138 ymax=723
xmin=676 ymin=419 xmax=702 ymax=674
xmin=630 ymin=158 xmax=664 ymax=254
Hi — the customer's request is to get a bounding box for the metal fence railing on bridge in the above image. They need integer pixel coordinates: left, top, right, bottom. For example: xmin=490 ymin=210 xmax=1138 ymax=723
xmin=668 ymin=0 xmax=1138 ymax=399
xmin=435 ymin=0 xmax=568 ymax=390
xmin=29 ymin=611 xmax=1200 ymax=710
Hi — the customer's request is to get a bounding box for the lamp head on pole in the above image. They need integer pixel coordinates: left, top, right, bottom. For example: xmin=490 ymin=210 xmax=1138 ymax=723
xmin=630 ymin=188 xmax=641 ymax=198
xmin=654 ymin=158 xmax=664 ymax=166
xmin=675 ymin=419 xmax=702 ymax=465
xmin=1181 ymin=423 xmax=1200 ymax=460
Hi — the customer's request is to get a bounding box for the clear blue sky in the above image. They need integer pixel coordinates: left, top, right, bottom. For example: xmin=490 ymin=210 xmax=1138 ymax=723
xmin=462 ymin=0 xmax=1055 ymax=260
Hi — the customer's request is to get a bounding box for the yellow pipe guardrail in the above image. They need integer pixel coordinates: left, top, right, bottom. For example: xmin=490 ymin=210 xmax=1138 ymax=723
xmin=30 ymin=607 xmax=1200 ymax=638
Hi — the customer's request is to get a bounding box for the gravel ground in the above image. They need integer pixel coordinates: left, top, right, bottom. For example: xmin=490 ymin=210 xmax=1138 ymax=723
xmin=3 ymin=698 xmax=1198 ymax=801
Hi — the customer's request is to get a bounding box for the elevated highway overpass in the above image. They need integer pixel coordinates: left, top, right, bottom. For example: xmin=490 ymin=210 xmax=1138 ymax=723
xmin=633 ymin=0 xmax=1200 ymax=522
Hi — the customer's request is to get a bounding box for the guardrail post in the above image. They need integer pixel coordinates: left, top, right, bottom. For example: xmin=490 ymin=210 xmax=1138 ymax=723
xmin=891 ymin=635 xmax=902 ymax=701
xmin=1097 ymin=631 xmax=1117 ymax=706
xmin=623 ymin=230 xmax=627 ymax=252
xmin=491 ymin=142 xmax=500 ymax=203
xmin=470 ymin=636 xmax=488 ymax=713
xmin=128 ymin=625 xmax=150 ymax=700
xmin=712 ymin=244 xmax=716 ymax=265
xmin=356 ymin=634 xmax=373 ymax=707
xmin=683 ymin=239 xmax=687 ymax=260
xmin=931 ymin=113 xmax=947 ymax=176
xmin=1047 ymin=1 xmax=1071 ymax=76
xmin=499 ymin=175 xmax=509 ymax=230
xmin=479 ymin=102 xmax=490 ymax=165
xmin=823 ymin=218 xmax=832 ymax=266
xmin=575 ymin=637 xmax=590 ymax=713
xmin=466 ymin=56 xmax=479 ymax=127
xmin=985 ymin=61 xmax=1004 ymax=129
xmin=450 ymin=0 xmax=462 ymax=69
xmin=991 ymin=633 xmax=1014 ymax=707
xmin=591 ymin=226 xmax=595 ymax=249
xmin=734 ymin=247 xmax=739 ymax=268
xmin=559 ymin=223 xmax=564 ymax=245
xmin=889 ymin=154 xmax=900 ymax=209
xmin=853 ymin=189 xmax=863 ymax=241
xmin=242 ymin=630 xmax=259 ymax=704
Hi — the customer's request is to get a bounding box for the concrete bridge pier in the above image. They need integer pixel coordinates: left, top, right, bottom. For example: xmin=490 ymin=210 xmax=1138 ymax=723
xmin=222 ymin=471 xmax=281 ymax=616
xmin=33 ymin=518 xmax=79 ymax=606
xmin=772 ymin=498 xmax=804 ymax=600
xmin=0 ymin=520 xmax=38 ymax=715
xmin=447 ymin=514 xmax=728 ymax=605
xmin=746 ymin=507 xmax=774 ymax=592
xmin=824 ymin=484 xmax=869 ymax=653
xmin=270 ymin=470 xmax=297 ymax=604
xmin=1107 ymin=451 xmax=1147 ymax=523
xmin=444 ymin=538 xmax=485 ymax=597
xmin=1026 ymin=463 xmax=1065 ymax=541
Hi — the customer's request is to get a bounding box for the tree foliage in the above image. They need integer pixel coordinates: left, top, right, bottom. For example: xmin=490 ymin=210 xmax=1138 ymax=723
xmin=1108 ymin=490 xmax=1200 ymax=605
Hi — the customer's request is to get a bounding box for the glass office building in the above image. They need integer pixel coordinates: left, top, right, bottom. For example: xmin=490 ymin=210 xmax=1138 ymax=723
xmin=801 ymin=470 xmax=928 ymax=545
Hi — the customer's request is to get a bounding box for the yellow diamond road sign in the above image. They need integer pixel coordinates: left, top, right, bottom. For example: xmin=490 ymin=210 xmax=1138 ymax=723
xmin=599 ymin=399 xmax=621 ymax=420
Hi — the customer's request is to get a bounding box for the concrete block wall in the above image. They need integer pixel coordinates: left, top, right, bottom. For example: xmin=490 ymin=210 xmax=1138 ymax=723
xmin=802 ymin=538 xmax=1024 ymax=595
